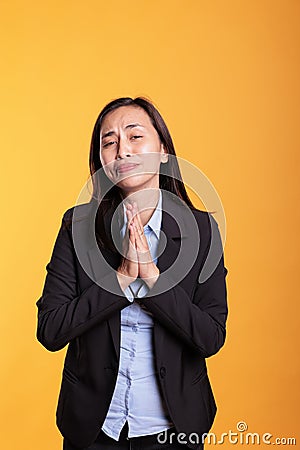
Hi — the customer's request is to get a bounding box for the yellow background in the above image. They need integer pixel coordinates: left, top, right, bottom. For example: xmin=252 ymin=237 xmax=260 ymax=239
xmin=1 ymin=0 xmax=299 ymax=448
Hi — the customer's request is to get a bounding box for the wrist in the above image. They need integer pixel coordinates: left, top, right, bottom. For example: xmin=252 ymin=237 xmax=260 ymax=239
xmin=116 ymin=270 xmax=136 ymax=291
xmin=142 ymin=267 xmax=160 ymax=289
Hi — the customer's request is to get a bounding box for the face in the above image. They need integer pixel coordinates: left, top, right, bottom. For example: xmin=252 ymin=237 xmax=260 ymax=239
xmin=99 ymin=105 xmax=168 ymax=197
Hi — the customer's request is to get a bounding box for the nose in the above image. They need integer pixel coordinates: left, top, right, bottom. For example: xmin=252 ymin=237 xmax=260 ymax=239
xmin=116 ymin=138 xmax=132 ymax=160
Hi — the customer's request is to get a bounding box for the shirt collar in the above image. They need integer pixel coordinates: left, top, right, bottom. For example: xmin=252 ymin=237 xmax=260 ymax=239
xmin=120 ymin=189 xmax=162 ymax=239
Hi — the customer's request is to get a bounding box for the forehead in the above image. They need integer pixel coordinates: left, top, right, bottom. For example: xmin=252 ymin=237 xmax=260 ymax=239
xmin=100 ymin=106 xmax=152 ymax=132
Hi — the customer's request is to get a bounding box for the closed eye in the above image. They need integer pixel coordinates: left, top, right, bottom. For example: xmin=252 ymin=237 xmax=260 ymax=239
xmin=131 ymin=135 xmax=143 ymax=140
xmin=102 ymin=141 xmax=116 ymax=148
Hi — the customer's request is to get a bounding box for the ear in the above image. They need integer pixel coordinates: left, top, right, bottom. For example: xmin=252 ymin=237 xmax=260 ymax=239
xmin=160 ymin=144 xmax=169 ymax=163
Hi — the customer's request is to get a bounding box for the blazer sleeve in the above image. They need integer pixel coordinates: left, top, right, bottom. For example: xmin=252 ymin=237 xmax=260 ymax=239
xmin=36 ymin=210 xmax=131 ymax=352
xmin=140 ymin=214 xmax=228 ymax=358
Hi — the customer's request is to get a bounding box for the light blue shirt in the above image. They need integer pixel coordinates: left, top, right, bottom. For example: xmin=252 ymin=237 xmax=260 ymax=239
xmin=101 ymin=190 xmax=174 ymax=439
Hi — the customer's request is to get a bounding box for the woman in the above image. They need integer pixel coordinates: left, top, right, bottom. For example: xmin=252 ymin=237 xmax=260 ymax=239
xmin=36 ymin=97 xmax=228 ymax=450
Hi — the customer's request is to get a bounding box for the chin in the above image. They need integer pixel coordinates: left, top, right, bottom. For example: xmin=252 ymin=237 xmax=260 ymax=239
xmin=116 ymin=175 xmax=158 ymax=193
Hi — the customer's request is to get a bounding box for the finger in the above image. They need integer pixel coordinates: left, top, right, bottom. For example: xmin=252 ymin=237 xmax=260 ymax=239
xmin=128 ymin=223 xmax=139 ymax=263
xmin=123 ymin=222 xmax=136 ymax=263
xmin=133 ymin=221 xmax=151 ymax=257
xmin=127 ymin=204 xmax=149 ymax=256
xmin=133 ymin=202 xmax=144 ymax=229
xmin=122 ymin=204 xmax=137 ymax=262
xmin=128 ymin=222 xmax=136 ymax=244
xmin=125 ymin=204 xmax=135 ymax=234
xmin=132 ymin=203 xmax=146 ymax=240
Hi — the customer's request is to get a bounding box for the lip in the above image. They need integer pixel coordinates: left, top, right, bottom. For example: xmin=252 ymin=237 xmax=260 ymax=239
xmin=117 ymin=163 xmax=139 ymax=173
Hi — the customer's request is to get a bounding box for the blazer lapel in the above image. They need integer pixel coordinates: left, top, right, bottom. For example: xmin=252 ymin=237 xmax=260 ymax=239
xmin=150 ymin=191 xmax=189 ymax=354
xmin=86 ymin=207 xmax=122 ymax=358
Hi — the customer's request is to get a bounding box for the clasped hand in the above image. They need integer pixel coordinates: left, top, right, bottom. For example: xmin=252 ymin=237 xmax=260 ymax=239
xmin=117 ymin=201 xmax=160 ymax=292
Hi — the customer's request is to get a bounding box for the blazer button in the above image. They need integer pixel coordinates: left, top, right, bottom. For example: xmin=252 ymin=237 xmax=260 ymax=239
xmin=160 ymin=367 xmax=166 ymax=378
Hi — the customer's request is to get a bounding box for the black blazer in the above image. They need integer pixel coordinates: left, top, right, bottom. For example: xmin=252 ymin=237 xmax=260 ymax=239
xmin=36 ymin=191 xmax=228 ymax=450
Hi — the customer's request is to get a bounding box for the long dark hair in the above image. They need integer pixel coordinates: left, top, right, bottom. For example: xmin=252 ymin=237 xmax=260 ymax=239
xmin=89 ymin=96 xmax=196 ymax=251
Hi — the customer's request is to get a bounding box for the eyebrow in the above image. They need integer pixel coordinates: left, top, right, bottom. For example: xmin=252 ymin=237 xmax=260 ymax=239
xmin=101 ymin=123 xmax=145 ymax=140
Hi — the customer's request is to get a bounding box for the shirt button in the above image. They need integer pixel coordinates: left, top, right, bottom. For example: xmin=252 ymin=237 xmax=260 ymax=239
xmin=132 ymin=326 xmax=138 ymax=332
xmin=160 ymin=367 xmax=166 ymax=378
xmin=129 ymin=352 xmax=135 ymax=358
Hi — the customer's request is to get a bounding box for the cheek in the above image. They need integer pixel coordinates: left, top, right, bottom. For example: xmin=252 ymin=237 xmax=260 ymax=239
xmin=99 ymin=153 xmax=115 ymax=179
xmin=139 ymin=151 xmax=162 ymax=169
xmin=138 ymin=141 xmax=163 ymax=165
xmin=139 ymin=139 xmax=160 ymax=153
xmin=100 ymin=151 xmax=115 ymax=170
xmin=100 ymin=151 xmax=108 ymax=164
